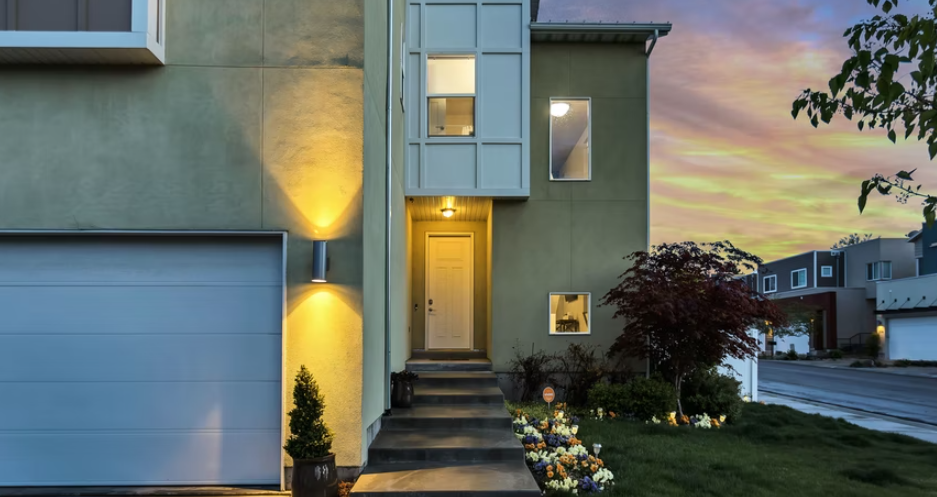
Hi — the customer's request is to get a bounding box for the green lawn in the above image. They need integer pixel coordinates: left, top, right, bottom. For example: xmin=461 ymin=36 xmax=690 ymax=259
xmin=508 ymin=402 xmax=937 ymax=497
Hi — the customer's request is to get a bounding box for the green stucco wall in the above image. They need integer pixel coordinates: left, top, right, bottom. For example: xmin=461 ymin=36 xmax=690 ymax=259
xmin=410 ymin=221 xmax=489 ymax=351
xmin=491 ymin=43 xmax=650 ymax=373
xmin=0 ymin=0 xmax=372 ymax=469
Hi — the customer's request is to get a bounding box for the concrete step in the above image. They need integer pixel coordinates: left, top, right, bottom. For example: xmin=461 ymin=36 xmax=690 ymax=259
xmin=367 ymin=428 xmax=524 ymax=464
xmin=350 ymin=461 xmax=541 ymax=497
xmin=410 ymin=349 xmax=488 ymax=361
xmin=406 ymin=359 xmax=492 ymax=372
xmin=413 ymin=385 xmax=504 ymax=405
xmin=384 ymin=405 xmax=511 ymax=430
xmin=415 ymin=372 xmax=499 ymax=389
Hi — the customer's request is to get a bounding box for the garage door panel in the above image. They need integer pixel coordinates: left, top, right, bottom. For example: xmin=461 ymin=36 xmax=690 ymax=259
xmin=0 ymin=286 xmax=281 ymax=335
xmin=0 ymin=431 xmax=281 ymax=485
xmin=0 ymin=334 xmax=280 ymax=382
xmin=0 ymin=236 xmax=281 ymax=284
xmin=889 ymin=316 xmax=937 ymax=361
xmin=0 ymin=382 xmax=280 ymax=431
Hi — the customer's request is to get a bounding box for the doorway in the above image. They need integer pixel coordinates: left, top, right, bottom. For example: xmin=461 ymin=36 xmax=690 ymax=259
xmin=425 ymin=234 xmax=474 ymax=349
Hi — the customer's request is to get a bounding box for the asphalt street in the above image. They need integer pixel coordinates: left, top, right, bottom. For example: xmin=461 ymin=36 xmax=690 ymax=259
xmin=759 ymin=361 xmax=937 ymax=424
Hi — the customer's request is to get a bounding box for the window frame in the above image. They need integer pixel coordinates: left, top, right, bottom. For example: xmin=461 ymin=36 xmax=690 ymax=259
xmin=426 ymin=53 xmax=477 ymax=138
xmin=549 ymin=97 xmax=592 ymax=182
xmin=548 ymin=292 xmax=592 ymax=336
xmin=866 ymin=261 xmax=892 ymax=281
xmin=820 ymin=265 xmax=833 ymax=278
xmin=881 ymin=261 xmax=892 ymax=280
xmin=791 ymin=268 xmax=808 ymax=289
xmin=763 ymin=275 xmax=777 ymax=294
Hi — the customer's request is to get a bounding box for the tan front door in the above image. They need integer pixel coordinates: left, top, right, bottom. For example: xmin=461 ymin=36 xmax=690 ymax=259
xmin=426 ymin=235 xmax=473 ymax=349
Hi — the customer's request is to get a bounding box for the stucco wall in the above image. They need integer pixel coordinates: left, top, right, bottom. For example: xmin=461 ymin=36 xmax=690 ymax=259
xmin=410 ymin=220 xmax=489 ymax=350
xmin=491 ymin=42 xmax=649 ymax=373
xmin=0 ymin=0 xmax=369 ymax=469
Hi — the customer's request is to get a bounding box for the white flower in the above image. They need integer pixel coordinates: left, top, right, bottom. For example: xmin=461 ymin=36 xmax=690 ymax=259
xmin=648 ymin=416 xmax=661 ymax=425
xmin=593 ymin=468 xmax=614 ymax=483
xmin=568 ymin=444 xmax=588 ymax=457
xmin=742 ymin=395 xmax=751 ymax=403
xmin=513 ymin=417 xmax=528 ymax=426
xmin=571 ymin=425 xmax=579 ymax=435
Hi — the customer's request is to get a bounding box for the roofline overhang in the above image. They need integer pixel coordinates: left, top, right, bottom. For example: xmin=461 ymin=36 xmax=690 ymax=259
xmin=530 ymin=22 xmax=673 ymax=37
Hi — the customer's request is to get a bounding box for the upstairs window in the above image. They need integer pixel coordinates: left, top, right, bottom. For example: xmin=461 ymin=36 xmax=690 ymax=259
xmin=427 ymin=55 xmax=475 ymax=137
xmin=867 ymin=261 xmax=892 ymax=281
xmin=763 ymin=275 xmax=777 ymax=293
xmin=821 ymin=265 xmax=833 ymax=278
xmin=791 ymin=268 xmax=807 ymax=289
xmin=550 ymin=98 xmax=591 ymax=181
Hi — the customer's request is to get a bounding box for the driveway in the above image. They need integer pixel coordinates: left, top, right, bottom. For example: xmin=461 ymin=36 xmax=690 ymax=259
xmin=759 ymin=361 xmax=937 ymax=424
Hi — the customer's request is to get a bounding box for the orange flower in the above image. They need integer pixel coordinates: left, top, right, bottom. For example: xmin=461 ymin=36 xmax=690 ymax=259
xmin=582 ymin=461 xmax=589 ymax=468
xmin=590 ymin=464 xmax=598 ymax=472
xmin=556 ymin=463 xmax=565 ymax=472
xmin=515 ymin=409 xmax=521 ymax=415
xmin=680 ymin=415 xmax=690 ymax=425
xmin=588 ymin=455 xmax=596 ymax=462
xmin=547 ymin=471 xmax=554 ymax=478
xmin=609 ymin=411 xmax=617 ymax=418
xmin=597 ymin=459 xmax=604 ymax=467
xmin=524 ymin=444 xmax=534 ymax=450
xmin=711 ymin=419 xmax=721 ymax=428
xmin=546 ymin=465 xmax=553 ymax=472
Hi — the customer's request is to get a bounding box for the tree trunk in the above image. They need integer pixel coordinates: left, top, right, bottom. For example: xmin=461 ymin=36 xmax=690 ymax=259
xmin=674 ymin=373 xmax=684 ymax=419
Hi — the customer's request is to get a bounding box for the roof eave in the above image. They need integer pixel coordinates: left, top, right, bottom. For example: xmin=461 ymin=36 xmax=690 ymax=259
xmin=530 ymin=22 xmax=673 ymax=39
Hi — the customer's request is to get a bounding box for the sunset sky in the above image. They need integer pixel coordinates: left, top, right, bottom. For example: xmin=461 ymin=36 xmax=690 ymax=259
xmin=540 ymin=0 xmax=937 ymax=261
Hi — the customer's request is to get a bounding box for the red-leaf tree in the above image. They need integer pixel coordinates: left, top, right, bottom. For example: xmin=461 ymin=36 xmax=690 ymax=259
xmin=602 ymin=241 xmax=787 ymax=417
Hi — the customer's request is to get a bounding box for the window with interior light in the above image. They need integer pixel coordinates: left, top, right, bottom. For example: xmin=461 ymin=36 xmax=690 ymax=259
xmin=549 ymin=293 xmax=590 ymax=335
xmin=427 ymin=55 xmax=475 ymax=137
xmin=550 ymin=97 xmax=591 ymax=181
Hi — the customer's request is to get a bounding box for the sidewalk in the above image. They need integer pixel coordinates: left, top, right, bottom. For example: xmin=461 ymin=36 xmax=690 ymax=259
xmin=764 ymin=358 xmax=937 ymax=379
xmin=760 ymin=392 xmax=937 ymax=444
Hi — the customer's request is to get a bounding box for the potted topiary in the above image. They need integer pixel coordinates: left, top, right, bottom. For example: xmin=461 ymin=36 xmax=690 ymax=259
xmin=284 ymin=365 xmax=337 ymax=497
xmin=390 ymin=370 xmax=419 ymax=408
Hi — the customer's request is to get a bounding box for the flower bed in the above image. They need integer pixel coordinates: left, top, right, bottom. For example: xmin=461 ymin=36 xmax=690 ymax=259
xmin=513 ymin=403 xmax=614 ymax=494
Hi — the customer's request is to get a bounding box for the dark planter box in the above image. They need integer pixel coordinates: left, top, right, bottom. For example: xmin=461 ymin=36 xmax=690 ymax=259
xmin=292 ymin=454 xmax=338 ymax=497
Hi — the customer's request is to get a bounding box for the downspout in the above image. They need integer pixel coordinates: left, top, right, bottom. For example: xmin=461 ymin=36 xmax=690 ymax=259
xmin=384 ymin=0 xmax=395 ymax=414
xmin=644 ymin=29 xmax=657 ymax=380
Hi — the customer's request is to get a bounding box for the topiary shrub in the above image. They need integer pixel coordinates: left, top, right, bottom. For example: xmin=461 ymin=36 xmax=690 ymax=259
xmin=621 ymin=376 xmax=676 ymax=421
xmin=284 ymin=365 xmax=333 ymax=459
xmin=866 ymin=333 xmax=882 ymax=359
xmin=784 ymin=349 xmax=798 ymax=361
xmin=681 ymin=368 xmax=744 ymax=422
xmin=587 ymin=382 xmax=628 ymax=414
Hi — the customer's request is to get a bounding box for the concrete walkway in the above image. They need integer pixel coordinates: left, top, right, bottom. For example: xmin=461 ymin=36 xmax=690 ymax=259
xmin=760 ymin=392 xmax=937 ymax=444
xmin=765 ymin=358 xmax=937 ymax=378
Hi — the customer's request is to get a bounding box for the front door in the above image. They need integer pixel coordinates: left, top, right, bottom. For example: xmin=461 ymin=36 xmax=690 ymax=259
xmin=426 ymin=235 xmax=473 ymax=349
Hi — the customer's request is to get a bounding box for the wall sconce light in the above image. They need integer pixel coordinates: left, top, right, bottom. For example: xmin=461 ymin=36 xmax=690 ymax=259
xmin=312 ymin=240 xmax=329 ymax=283
xmin=441 ymin=208 xmax=456 ymax=218
xmin=551 ymin=102 xmax=570 ymax=117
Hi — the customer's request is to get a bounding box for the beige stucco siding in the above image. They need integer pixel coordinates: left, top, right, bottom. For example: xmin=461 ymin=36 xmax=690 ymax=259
xmin=490 ymin=43 xmax=649 ymax=372
xmin=0 ymin=0 xmax=373 ymax=469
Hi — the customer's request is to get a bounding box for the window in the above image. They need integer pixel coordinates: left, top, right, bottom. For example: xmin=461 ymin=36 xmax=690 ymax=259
xmin=791 ymin=269 xmax=807 ymax=289
xmin=550 ymin=293 xmax=590 ymax=335
xmin=763 ymin=275 xmax=777 ymax=293
xmin=821 ymin=265 xmax=833 ymax=278
xmin=867 ymin=261 xmax=893 ymax=281
xmin=427 ymin=55 xmax=475 ymax=137
xmin=550 ymin=98 xmax=591 ymax=181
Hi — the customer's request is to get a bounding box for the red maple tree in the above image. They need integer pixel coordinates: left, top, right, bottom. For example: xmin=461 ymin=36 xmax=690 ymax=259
xmin=602 ymin=241 xmax=787 ymax=417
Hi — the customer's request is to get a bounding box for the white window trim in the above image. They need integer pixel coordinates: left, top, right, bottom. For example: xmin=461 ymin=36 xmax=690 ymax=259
xmin=821 ymin=265 xmax=833 ymax=278
xmin=866 ymin=261 xmax=892 ymax=281
xmin=763 ymin=275 xmax=777 ymax=294
xmin=549 ymin=292 xmax=592 ymax=336
xmin=549 ymin=97 xmax=592 ymax=182
xmin=791 ymin=268 xmax=808 ymax=289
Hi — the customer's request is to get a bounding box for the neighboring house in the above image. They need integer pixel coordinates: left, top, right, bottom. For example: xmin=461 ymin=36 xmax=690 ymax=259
xmin=876 ymin=224 xmax=937 ymax=361
xmin=0 ymin=0 xmax=668 ymax=489
xmin=748 ymin=238 xmax=915 ymax=353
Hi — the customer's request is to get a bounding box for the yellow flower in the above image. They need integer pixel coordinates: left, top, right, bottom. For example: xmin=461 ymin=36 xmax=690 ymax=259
xmin=719 ymin=415 xmax=726 ymax=423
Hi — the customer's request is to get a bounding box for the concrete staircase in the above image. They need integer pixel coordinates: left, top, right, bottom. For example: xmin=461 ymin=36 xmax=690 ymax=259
xmin=350 ymin=351 xmax=540 ymax=497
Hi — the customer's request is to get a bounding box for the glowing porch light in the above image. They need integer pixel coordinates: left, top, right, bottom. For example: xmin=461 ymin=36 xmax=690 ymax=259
xmin=550 ymin=102 xmax=570 ymax=117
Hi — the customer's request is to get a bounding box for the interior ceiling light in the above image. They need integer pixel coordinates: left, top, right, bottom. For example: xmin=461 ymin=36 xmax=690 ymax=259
xmin=441 ymin=208 xmax=456 ymax=218
xmin=550 ymin=102 xmax=570 ymax=117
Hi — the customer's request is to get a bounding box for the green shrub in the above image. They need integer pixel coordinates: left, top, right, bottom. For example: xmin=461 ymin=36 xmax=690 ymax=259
xmin=784 ymin=349 xmax=798 ymax=360
xmin=681 ymin=368 xmax=744 ymax=422
xmin=866 ymin=333 xmax=882 ymax=359
xmin=622 ymin=376 xmax=676 ymax=420
xmin=587 ymin=382 xmax=628 ymax=414
xmin=894 ymin=359 xmax=937 ymax=367
xmin=829 ymin=349 xmax=844 ymax=359
xmin=284 ymin=365 xmax=333 ymax=459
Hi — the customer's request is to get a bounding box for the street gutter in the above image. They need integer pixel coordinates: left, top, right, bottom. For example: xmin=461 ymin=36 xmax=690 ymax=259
xmin=760 ymin=389 xmax=937 ymax=428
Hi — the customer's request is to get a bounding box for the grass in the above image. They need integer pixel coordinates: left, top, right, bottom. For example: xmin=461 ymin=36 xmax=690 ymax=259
xmin=507 ymin=402 xmax=937 ymax=497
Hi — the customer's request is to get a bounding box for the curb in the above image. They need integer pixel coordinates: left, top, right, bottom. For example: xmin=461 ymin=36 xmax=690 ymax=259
xmin=759 ymin=389 xmax=937 ymax=428
xmin=0 ymin=489 xmax=288 ymax=497
xmin=762 ymin=360 xmax=937 ymax=380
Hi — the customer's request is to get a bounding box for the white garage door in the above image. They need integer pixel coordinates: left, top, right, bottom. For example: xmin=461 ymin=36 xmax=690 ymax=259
xmin=888 ymin=315 xmax=937 ymax=361
xmin=0 ymin=235 xmax=283 ymax=486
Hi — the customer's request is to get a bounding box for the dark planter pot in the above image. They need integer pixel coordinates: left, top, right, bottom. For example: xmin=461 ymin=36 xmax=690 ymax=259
xmin=391 ymin=380 xmax=414 ymax=408
xmin=292 ymin=454 xmax=338 ymax=497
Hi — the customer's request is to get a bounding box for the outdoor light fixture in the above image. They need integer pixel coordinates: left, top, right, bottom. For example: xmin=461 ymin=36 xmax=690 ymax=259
xmin=441 ymin=208 xmax=456 ymax=218
xmin=550 ymin=102 xmax=570 ymax=117
xmin=312 ymin=240 xmax=328 ymax=283
xmin=593 ymin=443 xmax=602 ymax=456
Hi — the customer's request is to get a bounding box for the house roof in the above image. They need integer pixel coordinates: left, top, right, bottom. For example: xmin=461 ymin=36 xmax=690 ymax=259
xmin=908 ymin=230 xmax=922 ymax=242
xmin=530 ymin=22 xmax=673 ymax=44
